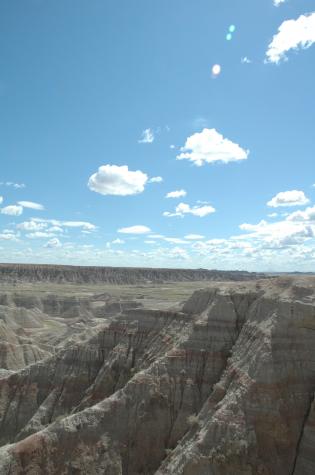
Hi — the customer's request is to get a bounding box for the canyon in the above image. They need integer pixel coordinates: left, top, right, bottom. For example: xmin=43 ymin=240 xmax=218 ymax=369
xmin=0 ymin=266 xmax=314 ymax=474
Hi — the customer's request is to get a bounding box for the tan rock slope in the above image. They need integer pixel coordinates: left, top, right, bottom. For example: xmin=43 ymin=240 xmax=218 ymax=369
xmin=0 ymin=276 xmax=314 ymax=474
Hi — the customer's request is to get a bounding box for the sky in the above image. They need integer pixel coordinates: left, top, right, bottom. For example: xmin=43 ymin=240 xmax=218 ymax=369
xmin=0 ymin=0 xmax=315 ymax=271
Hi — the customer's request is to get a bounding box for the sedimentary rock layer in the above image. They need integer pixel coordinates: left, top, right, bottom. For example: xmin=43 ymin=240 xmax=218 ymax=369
xmin=0 ymin=277 xmax=314 ymax=474
xmin=0 ymin=263 xmax=265 ymax=284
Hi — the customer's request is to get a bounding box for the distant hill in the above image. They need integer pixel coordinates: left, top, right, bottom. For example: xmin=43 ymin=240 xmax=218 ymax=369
xmin=0 ymin=263 xmax=266 ymax=284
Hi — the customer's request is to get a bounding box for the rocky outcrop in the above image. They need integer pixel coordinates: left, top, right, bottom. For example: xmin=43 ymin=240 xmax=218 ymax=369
xmin=0 ymin=263 xmax=265 ymax=284
xmin=0 ymin=277 xmax=314 ymax=474
xmin=0 ymin=292 xmax=103 ymax=371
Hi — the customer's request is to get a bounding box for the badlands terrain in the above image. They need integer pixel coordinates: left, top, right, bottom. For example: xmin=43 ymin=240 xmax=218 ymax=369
xmin=0 ymin=265 xmax=314 ymax=474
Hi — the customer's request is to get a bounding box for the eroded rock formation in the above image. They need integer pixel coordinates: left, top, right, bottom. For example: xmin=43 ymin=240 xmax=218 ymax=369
xmin=0 ymin=263 xmax=265 ymax=284
xmin=0 ymin=277 xmax=314 ymax=474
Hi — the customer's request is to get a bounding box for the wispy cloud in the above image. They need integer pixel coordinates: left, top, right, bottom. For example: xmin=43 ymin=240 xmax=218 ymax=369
xmin=118 ymin=225 xmax=151 ymax=234
xmin=0 ymin=182 xmax=26 ymax=189
xmin=184 ymin=234 xmax=205 ymax=240
xmin=138 ymin=128 xmax=155 ymax=144
xmin=148 ymin=176 xmax=163 ymax=183
xmin=166 ymin=190 xmax=187 ymax=199
xmin=18 ymin=201 xmax=44 ymax=210
xmin=19 ymin=218 xmax=96 ymax=232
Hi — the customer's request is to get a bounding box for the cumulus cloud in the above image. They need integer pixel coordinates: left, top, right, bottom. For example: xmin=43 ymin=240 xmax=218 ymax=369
xmin=118 ymin=225 xmax=151 ymax=234
xmin=138 ymin=128 xmax=154 ymax=144
xmin=17 ymin=220 xmax=47 ymax=231
xmin=266 ymin=12 xmax=315 ymax=63
xmin=164 ymin=202 xmax=215 ymax=218
xmin=241 ymin=56 xmax=252 ymax=64
xmin=44 ymin=238 xmax=62 ymax=248
xmin=166 ymin=189 xmax=187 ymax=199
xmin=0 ymin=231 xmax=19 ymax=241
xmin=267 ymin=190 xmax=309 ymax=207
xmin=88 ymin=165 xmax=148 ymax=196
xmin=18 ymin=201 xmax=44 ymax=210
xmin=0 ymin=197 xmax=3 ymax=205
xmin=176 ymin=128 xmax=249 ymax=166
xmin=148 ymin=176 xmax=163 ymax=183
xmin=287 ymin=205 xmax=315 ymax=222
xmin=184 ymin=234 xmax=205 ymax=240
xmin=239 ymin=214 xmax=315 ymax=247
xmin=18 ymin=218 xmax=96 ymax=232
xmin=273 ymin=0 xmax=286 ymax=6
xmin=1 ymin=205 xmax=23 ymax=216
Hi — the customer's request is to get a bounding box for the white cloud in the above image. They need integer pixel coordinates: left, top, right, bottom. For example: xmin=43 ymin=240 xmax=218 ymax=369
xmin=44 ymin=238 xmax=62 ymax=248
xmin=111 ymin=238 xmax=125 ymax=244
xmin=170 ymin=145 xmax=176 ymax=150
xmin=164 ymin=237 xmax=187 ymax=244
xmin=26 ymin=231 xmax=57 ymax=239
xmin=287 ymin=205 xmax=315 ymax=222
xmin=267 ymin=190 xmax=309 ymax=207
xmin=20 ymin=218 xmax=96 ymax=232
xmin=239 ymin=215 xmax=315 ymax=247
xmin=62 ymin=221 xmax=96 ymax=231
xmin=176 ymin=128 xmax=249 ymax=166
xmin=168 ymin=247 xmax=190 ymax=260
xmin=241 ymin=56 xmax=252 ymax=64
xmin=185 ymin=234 xmax=205 ymax=240
xmin=0 ymin=232 xmax=19 ymax=241
xmin=148 ymin=176 xmax=163 ymax=183
xmin=138 ymin=128 xmax=154 ymax=144
xmin=146 ymin=234 xmax=188 ymax=245
xmin=88 ymin=164 xmax=148 ymax=196
xmin=266 ymin=12 xmax=315 ymax=63
xmin=268 ymin=212 xmax=278 ymax=218
xmin=166 ymin=189 xmax=187 ymax=199
xmin=273 ymin=0 xmax=286 ymax=6
xmin=18 ymin=201 xmax=44 ymax=210
xmin=0 ymin=182 xmax=25 ymax=189
xmin=164 ymin=202 xmax=215 ymax=218
xmin=48 ymin=226 xmax=63 ymax=233
xmin=17 ymin=220 xmax=47 ymax=231
xmin=0 ymin=197 xmax=3 ymax=205
xmin=118 ymin=225 xmax=151 ymax=234
xmin=1 ymin=205 xmax=23 ymax=216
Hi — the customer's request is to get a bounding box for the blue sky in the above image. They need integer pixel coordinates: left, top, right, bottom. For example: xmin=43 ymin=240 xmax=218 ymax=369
xmin=0 ymin=0 xmax=315 ymax=270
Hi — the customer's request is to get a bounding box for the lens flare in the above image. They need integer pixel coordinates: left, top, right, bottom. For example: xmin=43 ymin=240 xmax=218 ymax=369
xmin=211 ymin=64 xmax=221 ymax=77
xmin=229 ymin=25 xmax=236 ymax=33
xmin=226 ymin=33 xmax=233 ymax=41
